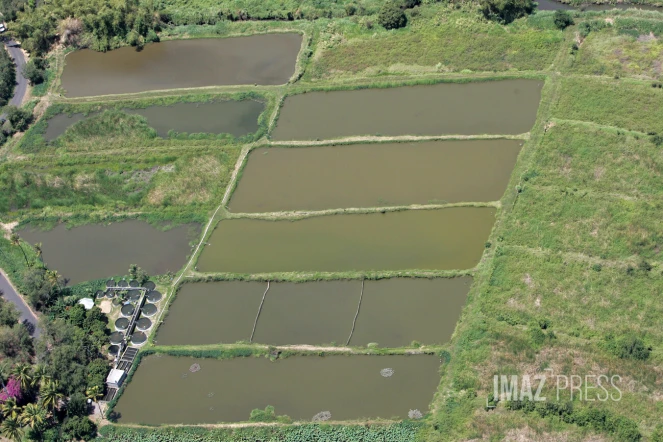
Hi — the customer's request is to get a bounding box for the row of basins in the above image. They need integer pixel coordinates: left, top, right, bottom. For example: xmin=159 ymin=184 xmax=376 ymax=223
xmin=33 ymin=36 xmax=545 ymax=424
xmin=43 ymin=79 xmax=541 ymax=143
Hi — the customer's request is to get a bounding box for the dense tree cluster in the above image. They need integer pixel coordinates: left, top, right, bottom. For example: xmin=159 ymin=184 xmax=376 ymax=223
xmin=21 ymin=57 xmax=47 ymax=86
xmin=480 ymin=0 xmax=535 ymax=24
xmin=0 ymin=235 xmax=110 ymax=441
xmin=13 ymin=0 xmax=162 ymax=53
xmin=0 ymin=47 xmax=16 ymax=108
xmin=377 ymin=2 xmax=407 ymax=30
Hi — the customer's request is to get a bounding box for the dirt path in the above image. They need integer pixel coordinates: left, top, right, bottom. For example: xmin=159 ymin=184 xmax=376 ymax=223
xmin=0 ymin=221 xmax=18 ymax=239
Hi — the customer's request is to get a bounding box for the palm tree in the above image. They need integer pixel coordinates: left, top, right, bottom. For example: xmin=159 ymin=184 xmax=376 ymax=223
xmin=34 ymin=242 xmax=43 ymax=265
xmin=86 ymin=385 xmax=103 ymax=416
xmin=39 ymin=380 xmax=63 ymax=412
xmin=0 ymin=416 xmax=24 ymax=441
xmin=46 ymin=269 xmax=61 ymax=290
xmin=9 ymin=233 xmax=29 ymax=267
xmin=31 ymin=365 xmax=50 ymax=389
xmin=11 ymin=363 xmax=32 ymax=391
xmin=1 ymin=398 xmax=20 ymax=419
xmin=20 ymin=403 xmax=46 ymax=430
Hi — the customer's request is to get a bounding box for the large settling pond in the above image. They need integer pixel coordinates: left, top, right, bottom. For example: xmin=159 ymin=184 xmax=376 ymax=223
xmin=197 ymin=208 xmax=495 ymax=274
xmin=44 ymin=100 xmax=264 ymax=141
xmin=230 ymin=140 xmax=522 ymax=212
xmin=156 ymin=277 xmax=471 ymax=347
xmin=271 ymin=80 xmax=543 ymax=140
xmin=61 ymin=34 xmax=302 ymax=97
xmin=18 ymin=221 xmax=196 ymax=284
xmin=115 ymin=354 xmax=440 ymax=424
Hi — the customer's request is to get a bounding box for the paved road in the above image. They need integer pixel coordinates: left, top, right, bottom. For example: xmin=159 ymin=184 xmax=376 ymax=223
xmin=1 ymin=38 xmax=27 ymax=119
xmin=0 ymin=270 xmax=40 ymax=338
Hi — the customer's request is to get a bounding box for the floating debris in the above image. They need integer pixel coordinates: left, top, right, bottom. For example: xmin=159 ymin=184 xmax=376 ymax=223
xmin=380 ymin=368 xmax=394 ymax=377
xmin=312 ymin=411 xmax=331 ymax=422
xmin=181 ymin=373 xmax=188 ymax=379
xmin=190 ymin=363 xmax=201 ymax=373
xmin=207 ymin=392 xmax=214 ymax=398
xmin=408 ymin=409 xmax=423 ymax=419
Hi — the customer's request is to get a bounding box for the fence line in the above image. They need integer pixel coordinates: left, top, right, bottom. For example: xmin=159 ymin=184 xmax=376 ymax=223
xmin=250 ymin=281 xmax=270 ymax=342
xmin=346 ymin=279 xmax=364 ymax=346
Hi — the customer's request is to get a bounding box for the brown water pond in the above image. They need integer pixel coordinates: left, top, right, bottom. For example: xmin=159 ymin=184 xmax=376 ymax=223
xmin=18 ymin=221 xmax=197 ymax=284
xmin=229 ymin=140 xmax=522 ymax=212
xmin=271 ymin=80 xmax=543 ymax=140
xmin=197 ymin=208 xmax=495 ymax=274
xmin=125 ymin=100 xmax=264 ymax=137
xmin=44 ymin=113 xmax=90 ymax=141
xmin=155 ymin=281 xmax=266 ymax=346
xmin=349 ymin=277 xmax=471 ymax=347
xmin=61 ymin=34 xmax=302 ymax=97
xmin=156 ymin=277 xmax=471 ymax=347
xmin=114 ymin=354 xmax=441 ymax=424
xmin=44 ymin=100 xmax=264 ymax=141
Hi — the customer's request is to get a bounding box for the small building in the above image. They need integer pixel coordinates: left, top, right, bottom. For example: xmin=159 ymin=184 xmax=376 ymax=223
xmin=106 ymin=369 xmax=126 ymax=389
xmin=78 ymin=298 xmax=94 ymax=310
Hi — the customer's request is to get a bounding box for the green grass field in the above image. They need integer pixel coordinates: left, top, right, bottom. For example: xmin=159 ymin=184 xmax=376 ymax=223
xmin=307 ymin=6 xmax=564 ymax=79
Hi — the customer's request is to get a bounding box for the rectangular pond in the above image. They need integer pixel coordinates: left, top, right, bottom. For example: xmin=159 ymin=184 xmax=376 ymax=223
xmin=271 ymin=79 xmax=543 ymax=140
xmin=349 ymin=277 xmax=471 ymax=347
xmin=61 ymin=34 xmax=302 ymax=97
xmin=18 ymin=221 xmax=197 ymax=284
xmin=229 ymin=140 xmax=522 ymax=212
xmin=114 ymin=354 xmax=441 ymax=424
xmin=156 ymin=277 xmax=471 ymax=347
xmin=44 ymin=100 xmax=264 ymax=141
xmin=155 ymin=281 xmax=266 ymax=346
xmin=197 ymin=208 xmax=495 ymax=274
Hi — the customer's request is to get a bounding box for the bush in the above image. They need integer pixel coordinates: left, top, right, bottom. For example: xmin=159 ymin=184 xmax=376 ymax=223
xmin=553 ymin=10 xmax=574 ymax=30
xmin=66 ymin=392 xmax=89 ymax=417
xmin=402 ymin=0 xmax=422 ymax=8
xmin=5 ymin=106 xmax=33 ymax=132
xmin=60 ymin=416 xmax=97 ymax=441
xmin=21 ymin=58 xmax=47 ymax=85
xmin=652 ymin=133 xmax=663 ymax=146
xmin=616 ymin=336 xmax=651 ymax=360
xmin=480 ymin=0 xmax=534 ymax=24
xmin=378 ymin=1 xmax=407 ymax=30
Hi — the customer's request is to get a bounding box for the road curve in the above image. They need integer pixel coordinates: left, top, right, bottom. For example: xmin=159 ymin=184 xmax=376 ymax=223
xmin=0 ymin=269 xmax=40 ymax=338
xmin=2 ymin=38 xmax=28 ymax=111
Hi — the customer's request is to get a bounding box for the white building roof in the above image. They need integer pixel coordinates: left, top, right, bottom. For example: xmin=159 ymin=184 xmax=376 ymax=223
xmin=78 ymin=298 xmax=94 ymax=310
xmin=106 ymin=369 xmax=125 ymax=384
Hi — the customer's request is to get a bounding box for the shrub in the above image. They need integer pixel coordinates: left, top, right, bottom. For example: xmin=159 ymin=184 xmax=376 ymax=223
xmin=5 ymin=106 xmax=33 ymax=133
xmin=378 ymin=1 xmax=407 ymax=30
xmin=553 ymin=10 xmax=574 ymax=30
xmin=651 ymin=133 xmax=663 ymax=146
xmin=402 ymin=0 xmax=422 ymax=8
xmin=616 ymin=336 xmax=651 ymax=360
xmin=60 ymin=416 xmax=97 ymax=441
xmin=480 ymin=0 xmax=534 ymax=24
xmin=21 ymin=58 xmax=47 ymax=85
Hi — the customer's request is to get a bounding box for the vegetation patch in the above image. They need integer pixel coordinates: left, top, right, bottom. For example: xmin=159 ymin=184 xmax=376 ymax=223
xmin=0 ymin=148 xmax=240 ymax=220
xmin=552 ymin=77 xmax=663 ymax=133
xmin=504 ymin=187 xmax=663 ymax=260
xmin=17 ymin=91 xmax=271 ymax=153
xmin=308 ymin=6 xmax=563 ymax=79
xmin=98 ymin=421 xmax=425 ymax=442
xmin=527 ymin=121 xmax=663 ymax=197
